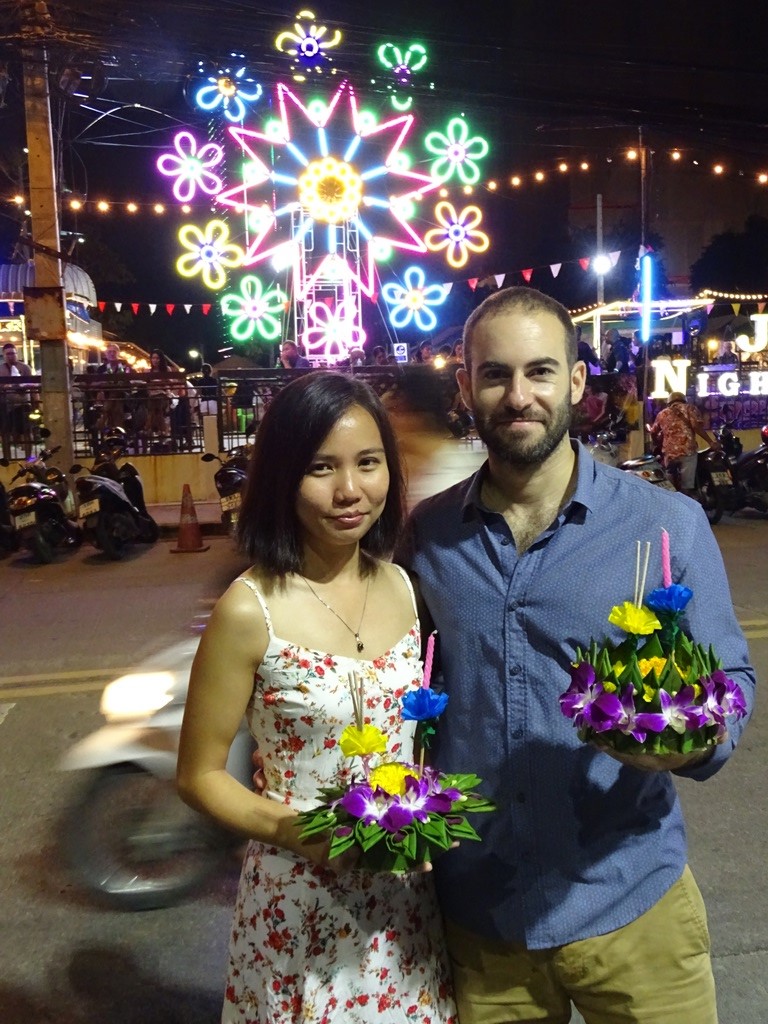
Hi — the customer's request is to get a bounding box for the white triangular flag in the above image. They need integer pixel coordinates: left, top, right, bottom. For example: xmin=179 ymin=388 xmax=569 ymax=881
xmin=550 ymin=263 xmax=562 ymax=278
xmin=114 ymin=302 xmax=122 ymax=312
xmin=609 ymin=250 xmax=621 ymax=267
xmin=184 ymin=304 xmax=192 ymax=314
xmin=494 ymin=274 xmax=505 ymax=288
xmin=148 ymin=303 xmax=157 ymax=314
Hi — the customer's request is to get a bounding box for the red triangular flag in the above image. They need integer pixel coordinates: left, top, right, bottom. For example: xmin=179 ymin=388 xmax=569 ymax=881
xmin=201 ymin=304 xmax=212 ymax=315
xmin=467 ymin=278 xmax=478 ymax=291
xmin=131 ymin=303 xmax=140 ymax=315
xmin=166 ymin=304 xmax=175 ymax=315
xmin=98 ymin=301 xmax=106 ymax=312
xmin=758 ymin=302 xmax=766 ymax=313
xmin=578 ymin=258 xmax=590 ymax=272
xmin=521 ymin=268 xmax=533 ymax=282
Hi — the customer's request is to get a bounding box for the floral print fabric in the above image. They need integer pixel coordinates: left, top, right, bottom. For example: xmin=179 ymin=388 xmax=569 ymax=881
xmin=222 ymin=577 xmax=457 ymax=1024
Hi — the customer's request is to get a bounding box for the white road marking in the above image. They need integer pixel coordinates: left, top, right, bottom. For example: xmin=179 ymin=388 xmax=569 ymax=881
xmin=0 ymin=702 xmax=16 ymax=724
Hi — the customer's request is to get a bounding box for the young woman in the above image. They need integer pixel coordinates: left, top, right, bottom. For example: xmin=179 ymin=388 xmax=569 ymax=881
xmin=177 ymin=372 xmax=456 ymax=1024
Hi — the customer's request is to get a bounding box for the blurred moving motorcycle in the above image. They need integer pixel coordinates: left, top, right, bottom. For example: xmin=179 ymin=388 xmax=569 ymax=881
xmin=60 ymin=633 xmax=253 ymax=910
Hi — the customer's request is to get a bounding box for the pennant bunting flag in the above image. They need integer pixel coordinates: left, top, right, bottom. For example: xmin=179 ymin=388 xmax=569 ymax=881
xmin=148 ymin=303 xmax=157 ymax=314
xmin=609 ymin=251 xmax=621 ymax=267
xmin=98 ymin=301 xmax=106 ymax=312
xmin=444 ymin=283 xmax=453 ymax=295
xmin=706 ymin=304 xmax=714 ymax=314
xmin=521 ymin=268 xmax=533 ymax=282
xmin=494 ymin=274 xmax=505 ymax=288
xmin=166 ymin=304 xmax=175 ymax=315
xmin=201 ymin=304 xmax=212 ymax=315
xmin=131 ymin=303 xmax=140 ymax=315
xmin=467 ymin=278 xmax=478 ymax=291
xmin=184 ymin=304 xmax=192 ymax=314
xmin=759 ymin=303 xmax=766 ymax=313
xmin=578 ymin=258 xmax=590 ymax=272
xmin=732 ymin=303 xmax=741 ymax=315
xmin=550 ymin=263 xmax=562 ymax=278
xmin=114 ymin=302 xmax=122 ymax=312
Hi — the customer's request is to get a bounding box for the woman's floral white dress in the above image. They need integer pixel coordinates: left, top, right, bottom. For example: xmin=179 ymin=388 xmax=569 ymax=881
xmin=222 ymin=573 xmax=457 ymax=1024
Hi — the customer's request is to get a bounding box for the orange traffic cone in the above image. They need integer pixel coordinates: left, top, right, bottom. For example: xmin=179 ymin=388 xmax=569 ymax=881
xmin=171 ymin=484 xmax=210 ymax=553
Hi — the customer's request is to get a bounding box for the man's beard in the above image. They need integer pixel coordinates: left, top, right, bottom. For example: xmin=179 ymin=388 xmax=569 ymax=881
xmin=473 ymin=394 xmax=573 ymax=467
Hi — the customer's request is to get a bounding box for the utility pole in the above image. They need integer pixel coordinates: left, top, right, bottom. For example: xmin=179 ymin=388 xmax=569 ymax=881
xmin=21 ymin=33 xmax=74 ymax=471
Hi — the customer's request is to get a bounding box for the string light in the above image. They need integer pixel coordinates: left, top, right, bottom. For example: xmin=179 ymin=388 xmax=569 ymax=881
xmin=626 ymin=149 xmax=638 ymax=161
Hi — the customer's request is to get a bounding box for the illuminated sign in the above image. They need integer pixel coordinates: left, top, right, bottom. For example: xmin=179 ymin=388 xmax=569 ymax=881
xmin=651 ymin=358 xmax=768 ymax=399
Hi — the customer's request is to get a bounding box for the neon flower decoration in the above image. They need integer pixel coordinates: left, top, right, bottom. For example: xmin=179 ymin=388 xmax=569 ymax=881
xmin=381 ymin=265 xmax=449 ymax=332
xmin=193 ymin=63 xmax=263 ymax=123
xmin=221 ymin=275 xmax=287 ymax=342
xmin=275 ymin=10 xmax=342 ymax=78
xmin=305 ymin=298 xmax=366 ymax=357
xmin=176 ymin=220 xmax=245 ymax=290
xmin=425 ymin=117 xmax=489 ymax=185
xmin=215 ymin=79 xmax=438 ymax=296
xmin=376 ymin=43 xmax=429 ymax=112
xmin=156 ymin=132 xmax=224 ymax=203
xmin=424 ymin=202 xmax=490 ymax=270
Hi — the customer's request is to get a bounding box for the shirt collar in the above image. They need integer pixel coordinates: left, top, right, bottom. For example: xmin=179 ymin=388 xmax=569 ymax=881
xmin=460 ymin=441 xmax=598 ymax=522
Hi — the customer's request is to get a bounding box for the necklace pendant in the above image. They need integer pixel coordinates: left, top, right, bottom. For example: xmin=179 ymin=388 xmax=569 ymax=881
xmin=355 ymin=636 xmax=364 ymax=653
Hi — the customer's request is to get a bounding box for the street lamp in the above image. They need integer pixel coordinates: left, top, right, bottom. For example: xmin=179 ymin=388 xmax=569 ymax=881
xmin=188 ymin=348 xmax=203 ymax=371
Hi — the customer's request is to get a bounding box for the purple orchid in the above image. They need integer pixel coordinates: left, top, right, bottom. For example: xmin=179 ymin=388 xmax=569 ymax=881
xmin=401 ymin=688 xmax=449 ymax=721
xmin=637 ymin=685 xmax=708 ymax=735
xmin=338 ymin=783 xmax=388 ymax=825
xmin=560 ymin=663 xmax=609 ymax=729
xmin=616 ymin=684 xmax=653 ymax=742
xmin=707 ymin=669 xmax=747 ymax=719
xmin=645 ymin=584 xmax=693 ymax=614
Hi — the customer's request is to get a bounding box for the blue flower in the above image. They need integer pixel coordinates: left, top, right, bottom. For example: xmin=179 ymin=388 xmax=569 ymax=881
xmin=401 ymin=688 xmax=449 ymax=721
xmin=645 ymin=584 xmax=693 ymax=613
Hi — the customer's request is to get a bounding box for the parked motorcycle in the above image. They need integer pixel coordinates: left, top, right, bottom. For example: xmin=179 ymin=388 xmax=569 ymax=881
xmin=618 ymin=451 xmax=677 ymax=491
xmin=201 ymin=445 xmax=249 ymax=534
xmin=59 ymin=635 xmax=253 ymax=910
xmin=71 ymin=430 xmax=159 ymax=560
xmin=585 ymin=430 xmax=620 ymax=467
xmin=719 ymin=423 xmax=768 ymax=500
xmin=0 ymin=477 xmax=19 ymax=554
xmin=695 ymin=445 xmax=768 ymax=525
xmin=1 ymin=441 xmax=82 ymax=562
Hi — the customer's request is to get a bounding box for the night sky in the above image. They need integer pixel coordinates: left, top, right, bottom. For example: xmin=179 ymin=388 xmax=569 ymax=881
xmin=1 ymin=0 xmax=767 ymax=362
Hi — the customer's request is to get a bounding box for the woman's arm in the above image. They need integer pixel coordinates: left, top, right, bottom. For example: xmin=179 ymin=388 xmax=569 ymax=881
xmin=176 ymin=582 xmax=313 ymax=859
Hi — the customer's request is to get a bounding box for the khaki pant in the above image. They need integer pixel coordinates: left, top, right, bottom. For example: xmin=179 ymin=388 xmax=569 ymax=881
xmin=445 ymin=866 xmax=716 ymax=1024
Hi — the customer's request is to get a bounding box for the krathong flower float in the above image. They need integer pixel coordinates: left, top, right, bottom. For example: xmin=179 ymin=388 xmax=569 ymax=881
xmin=297 ymin=633 xmax=494 ymax=871
xmin=559 ymin=530 xmax=747 ymax=755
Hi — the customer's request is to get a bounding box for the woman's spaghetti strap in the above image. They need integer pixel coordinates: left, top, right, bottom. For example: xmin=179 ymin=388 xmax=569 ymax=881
xmin=236 ymin=577 xmax=274 ymax=637
xmin=391 ymin=563 xmax=418 ymax=620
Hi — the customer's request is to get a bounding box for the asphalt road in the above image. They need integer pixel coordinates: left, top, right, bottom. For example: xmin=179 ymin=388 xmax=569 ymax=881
xmin=1 ymin=444 xmax=767 ymax=1024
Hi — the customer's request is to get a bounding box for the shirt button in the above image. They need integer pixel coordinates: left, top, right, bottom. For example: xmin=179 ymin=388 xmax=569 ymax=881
xmin=508 ymin=600 xmax=518 ymax=612
xmin=500 ymin=537 xmax=511 ymax=546
xmin=509 ymin=664 xmax=521 ymax=677
xmin=512 ymin=728 xmax=524 ymax=739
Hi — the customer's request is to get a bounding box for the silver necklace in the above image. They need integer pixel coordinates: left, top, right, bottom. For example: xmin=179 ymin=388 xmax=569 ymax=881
xmin=300 ymin=573 xmax=371 ymax=652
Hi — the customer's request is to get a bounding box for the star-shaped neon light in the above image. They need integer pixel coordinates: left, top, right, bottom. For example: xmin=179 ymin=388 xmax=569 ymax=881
xmin=214 ymin=79 xmax=439 ymax=297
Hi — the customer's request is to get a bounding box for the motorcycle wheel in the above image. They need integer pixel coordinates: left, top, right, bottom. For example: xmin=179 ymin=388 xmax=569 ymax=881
xmin=62 ymin=763 xmax=230 ymax=910
xmin=97 ymin=512 xmax=133 ymax=560
xmin=697 ymin=482 xmax=723 ymax=525
xmin=31 ymin=524 xmax=54 ymax=564
xmin=138 ymin=514 xmax=160 ymax=544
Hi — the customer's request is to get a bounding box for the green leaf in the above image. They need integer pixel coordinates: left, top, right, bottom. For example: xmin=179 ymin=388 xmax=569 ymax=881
xmin=445 ymin=817 xmax=482 ymax=841
xmin=354 ymin=821 xmax=386 ymax=852
xmin=421 ymin=816 xmax=451 ymax=849
xmin=328 ymin=831 xmax=358 ymax=858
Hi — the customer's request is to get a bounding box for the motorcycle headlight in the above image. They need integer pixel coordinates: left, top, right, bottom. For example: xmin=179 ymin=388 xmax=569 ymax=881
xmin=100 ymin=671 xmax=177 ymax=722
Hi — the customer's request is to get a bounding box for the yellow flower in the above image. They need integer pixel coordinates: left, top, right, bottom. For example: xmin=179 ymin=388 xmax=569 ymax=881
xmin=369 ymin=761 xmax=418 ymax=796
xmin=642 ymin=682 xmax=656 ymax=703
xmin=339 ymin=724 xmax=388 ymax=758
xmin=638 ymin=657 xmax=667 ymax=679
xmin=603 ymin=681 xmax=617 ymax=693
xmin=608 ymin=602 xmax=661 ymax=635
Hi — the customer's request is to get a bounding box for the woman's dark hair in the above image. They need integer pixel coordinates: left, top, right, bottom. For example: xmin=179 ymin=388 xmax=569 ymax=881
xmin=237 ymin=371 xmax=405 ymax=575
xmin=149 ymin=348 xmax=170 ymax=371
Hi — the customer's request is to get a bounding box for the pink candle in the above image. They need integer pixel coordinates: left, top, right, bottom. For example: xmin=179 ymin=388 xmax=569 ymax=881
xmin=661 ymin=528 xmax=672 ymax=588
xmin=422 ymin=631 xmax=436 ymax=689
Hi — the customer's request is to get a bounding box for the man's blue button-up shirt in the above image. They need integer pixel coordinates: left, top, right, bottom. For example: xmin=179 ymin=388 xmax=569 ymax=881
xmin=396 ymin=445 xmax=755 ymax=949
